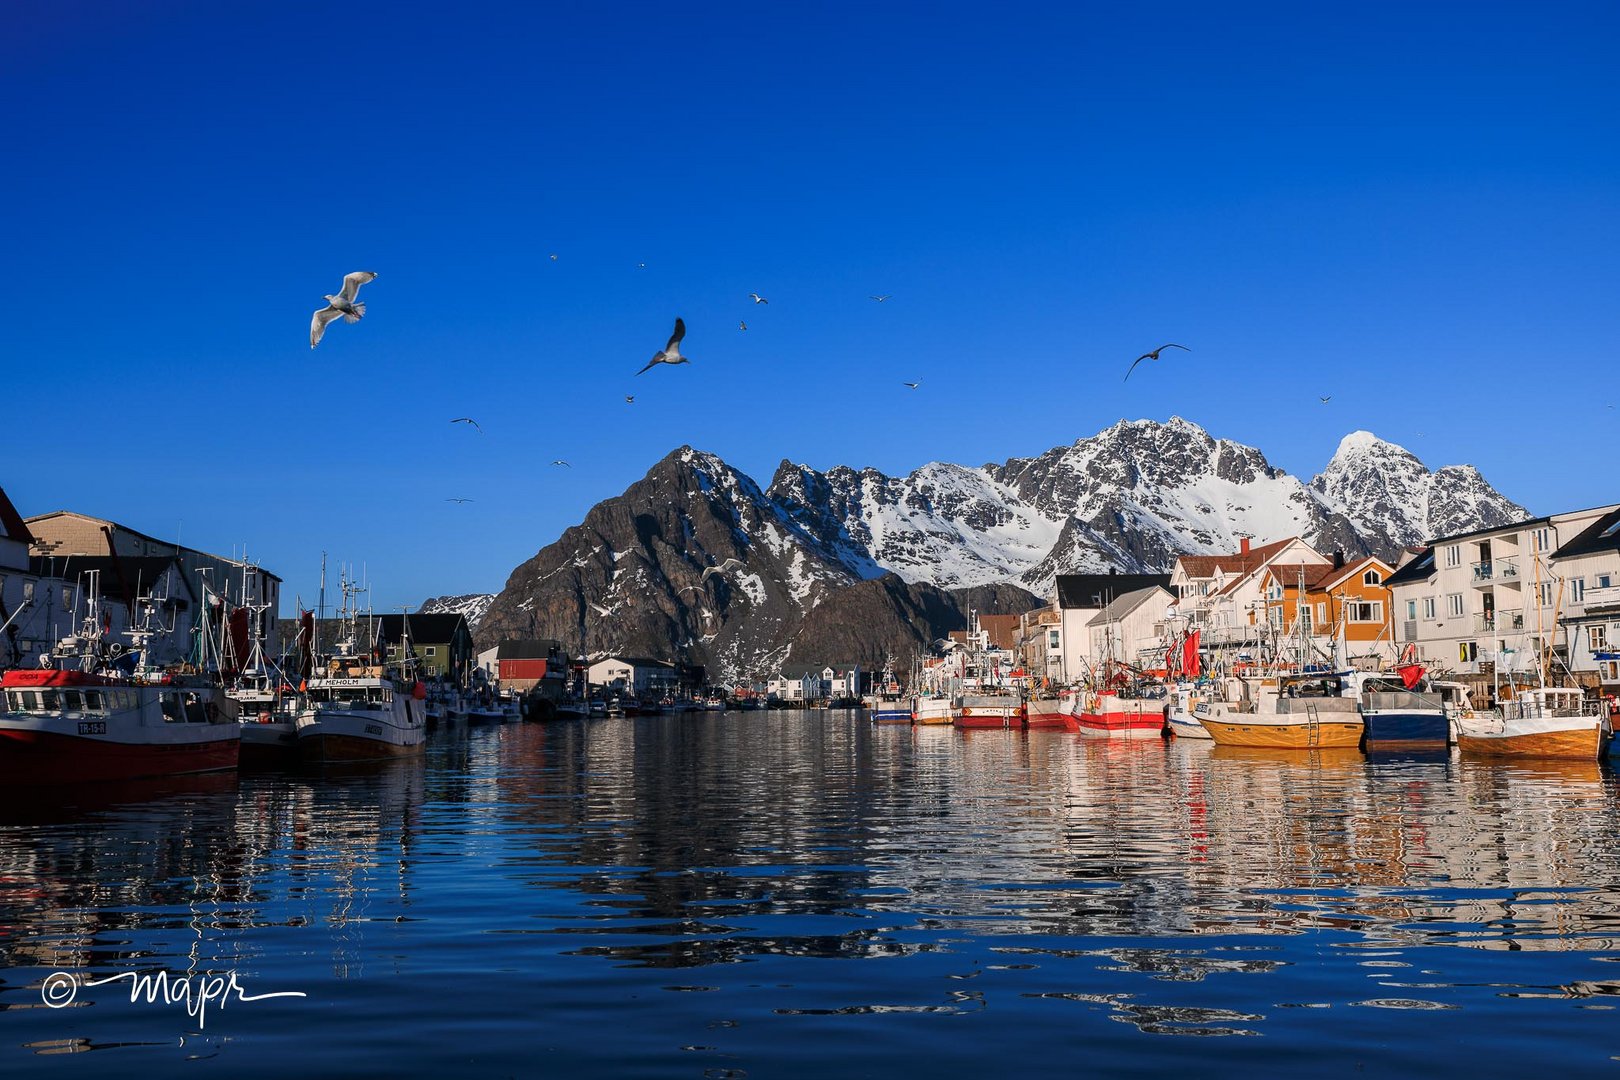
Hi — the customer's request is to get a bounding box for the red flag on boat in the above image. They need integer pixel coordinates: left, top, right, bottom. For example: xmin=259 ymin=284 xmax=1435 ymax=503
xmin=1396 ymin=663 xmax=1426 ymax=689
xmin=1182 ymin=629 xmax=1201 ymax=678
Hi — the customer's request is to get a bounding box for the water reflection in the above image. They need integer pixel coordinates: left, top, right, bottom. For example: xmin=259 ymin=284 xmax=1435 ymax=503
xmin=0 ymin=713 xmax=1617 ymax=1073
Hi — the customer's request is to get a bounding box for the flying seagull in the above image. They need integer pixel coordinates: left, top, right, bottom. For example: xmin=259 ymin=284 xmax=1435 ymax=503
xmin=702 ymin=558 xmax=744 ymax=581
xmin=1319 ymin=396 xmax=1331 ymax=404
xmin=451 ymin=417 xmax=483 ymax=433
xmin=903 ymin=381 xmax=921 ymax=389
xmin=635 ymin=317 xmax=690 ymax=376
xmin=1123 ymin=343 xmax=1189 ymax=382
xmin=870 ymin=295 xmax=892 ymax=302
xmin=549 ymin=254 xmax=558 ymax=261
xmin=624 ymin=395 xmax=634 ymax=403
xmin=739 ymin=320 xmax=747 ymax=331
xmin=552 ymin=459 xmax=571 ymax=467
xmin=749 ymin=292 xmax=769 ymax=305
xmin=446 ymin=497 xmax=473 ymax=504
xmin=309 ymin=271 xmax=378 ymax=348
xmin=637 ymin=262 xmax=646 ymax=269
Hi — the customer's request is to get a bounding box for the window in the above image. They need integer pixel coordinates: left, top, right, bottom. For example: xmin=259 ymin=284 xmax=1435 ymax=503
xmin=1599 ymin=574 xmax=1614 ymax=589
xmin=22 ymin=581 xmax=34 ymax=602
xmin=425 ymin=646 xmax=437 ymax=656
xmin=1348 ymin=601 xmax=1383 ymax=623
xmin=1048 ymin=630 xmax=1059 ymax=649
xmin=1422 ymin=597 xmax=1437 ymax=620
xmin=1603 ymin=660 xmax=1620 ymax=681
xmin=1444 ymin=546 xmax=1461 ymax=568
xmin=1446 ymin=594 xmax=1465 ymax=617
xmin=1537 ymin=582 xmax=1554 ymax=607
xmin=1362 ymin=569 xmax=1382 ymax=586
xmin=1570 ymin=578 xmax=1585 ymax=604
xmin=1316 ymin=603 xmax=1326 ymax=623
xmin=1459 ymin=642 xmax=1478 ymax=663
xmin=1406 ymin=600 xmax=1418 ymax=621
xmin=1592 ymin=625 xmax=1608 ymax=650
xmin=1532 ymin=527 xmax=1551 ymax=552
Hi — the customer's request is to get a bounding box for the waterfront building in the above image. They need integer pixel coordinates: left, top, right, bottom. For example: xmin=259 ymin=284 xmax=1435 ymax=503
xmin=1053 ymin=572 xmax=1173 ymax=681
xmin=1169 ymin=536 xmax=1331 ymax=650
xmin=1085 ymin=584 xmax=1176 ymax=672
xmin=375 ymin=613 xmax=476 ymax=682
xmin=587 ymin=655 xmax=679 ymax=697
xmin=1258 ymin=555 xmax=1396 ymax=663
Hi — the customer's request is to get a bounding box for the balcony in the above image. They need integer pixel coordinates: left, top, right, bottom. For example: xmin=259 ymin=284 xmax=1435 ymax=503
xmin=1471 ymin=561 xmax=1494 ymax=583
xmin=1581 ymin=584 xmax=1620 ymax=611
xmin=1497 ymin=559 xmax=1519 ymax=580
xmin=1475 ymin=612 xmax=1526 ymax=633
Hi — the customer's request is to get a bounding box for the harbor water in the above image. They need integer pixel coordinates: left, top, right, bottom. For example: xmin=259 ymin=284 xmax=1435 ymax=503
xmin=3 ymin=712 xmax=1619 ymax=1077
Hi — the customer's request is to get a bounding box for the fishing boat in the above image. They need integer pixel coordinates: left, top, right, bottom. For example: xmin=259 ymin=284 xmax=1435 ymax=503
xmin=1022 ymin=690 xmax=1071 ymax=729
xmin=1069 ymin=689 xmax=1167 ymax=739
xmin=955 ymin=691 xmax=1024 ymax=729
xmin=865 ymin=657 xmax=913 ymax=724
xmin=219 ymin=584 xmax=301 ymax=766
xmin=294 ymin=578 xmax=427 ymax=762
xmin=912 ymin=695 xmax=954 ymax=725
xmin=1164 ymin=683 xmax=1210 ymax=740
xmin=1196 ymin=672 xmax=1364 ymax=749
xmin=1456 ymin=687 xmax=1610 ymax=760
xmin=1356 ymin=670 xmax=1449 ymax=751
xmin=0 ymin=573 xmax=239 ymax=784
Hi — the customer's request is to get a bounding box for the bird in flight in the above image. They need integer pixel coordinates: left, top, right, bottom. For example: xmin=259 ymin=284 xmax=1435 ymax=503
xmin=749 ymin=292 xmax=769 ymax=305
xmin=637 ymin=262 xmax=646 ymax=269
xmin=1123 ymin=343 xmax=1189 ymax=381
xmin=702 ymin=558 xmax=744 ymax=581
xmin=310 ymin=271 xmax=378 ymax=348
xmin=624 ymin=395 xmax=634 ymax=403
xmin=1319 ymin=396 xmax=1331 ymax=404
xmin=552 ymin=459 xmax=571 ymax=468
xmin=446 ymin=497 xmax=473 ymax=504
xmin=739 ymin=320 xmax=747 ymax=331
xmin=549 ymin=254 xmax=558 ymax=262
xmin=903 ymin=381 xmax=921 ymax=389
xmin=635 ymin=317 xmax=690 ymax=375
xmin=451 ymin=417 xmax=483 ymax=433
xmin=870 ymin=295 xmax=892 ymax=303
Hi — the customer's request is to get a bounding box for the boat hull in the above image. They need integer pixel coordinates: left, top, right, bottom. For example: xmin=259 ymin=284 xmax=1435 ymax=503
xmin=955 ymin=698 xmax=1023 ymax=729
xmin=870 ymin=706 xmax=912 ymax=725
xmin=912 ymin=698 xmax=954 ymax=725
xmin=1200 ymin=715 xmax=1363 ymax=749
xmin=1073 ymin=698 xmax=1165 ymax=740
xmin=1457 ymin=720 xmax=1606 ymax=760
xmin=0 ymin=726 xmax=239 ymax=784
xmin=1362 ymin=710 xmax=1449 ymax=750
xmin=1166 ymin=713 xmax=1212 ymax=740
xmin=1023 ymin=697 xmax=1069 ymax=729
xmin=238 ymin=721 xmax=298 ymax=765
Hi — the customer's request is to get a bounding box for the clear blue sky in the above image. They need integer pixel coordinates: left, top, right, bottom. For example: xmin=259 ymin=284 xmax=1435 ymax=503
xmin=6 ymin=2 xmax=1616 ymax=613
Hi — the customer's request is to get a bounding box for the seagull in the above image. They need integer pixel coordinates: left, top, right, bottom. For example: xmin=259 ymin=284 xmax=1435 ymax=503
xmin=1319 ymin=396 xmax=1331 ymax=404
xmin=624 ymin=395 xmax=634 ymax=403
xmin=903 ymin=381 xmax=921 ymax=389
xmin=552 ymin=459 xmax=571 ymax=467
xmin=549 ymin=254 xmax=558 ymax=262
xmin=635 ymin=317 xmax=690 ymax=375
xmin=870 ymin=295 xmax=892 ymax=302
xmin=446 ymin=497 xmax=474 ymax=504
xmin=637 ymin=262 xmax=646 ymax=269
xmin=749 ymin=292 xmax=769 ymax=305
xmin=451 ymin=417 xmax=483 ymax=433
xmin=1123 ymin=343 xmax=1189 ymax=382
xmin=702 ymin=558 xmax=744 ymax=581
xmin=309 ymin=271 xmax=378 ymax=348
xmin=589 ymin=602 xmax=613 ymax=618
xmin=739 ymin=320 xmax=747 ymax=331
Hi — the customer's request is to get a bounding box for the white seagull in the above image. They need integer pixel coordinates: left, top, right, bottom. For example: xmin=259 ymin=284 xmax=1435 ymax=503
xmin=739 ymin=319 xmax=747 ymax=331
xmin=903 ymin=381 xmax=921 ymax=389
xmin=446 ymin=497 xmax=473 ymax=504
xmin=549 ymin=253 xmax=558 ymax=262
xmin=309 ymin=271 xmax=378 ymax=348
xmin=552 ymin=459 xmax=571 ymax=468
xmin=1319 ymin=396 xmax=1331 ymax=404
xmin=870 ymin=295 xmax=892 ymax=302
xmin=635 ymin=318 xmax=690 ymax=375
xmin=625 ymin=395 xmax=635 ymax=403
xmin=701 ymin=558 xmax=744 ymax=581
xmin=451 ymin=417 xmax=483 ymax=433
xmin=749 ymin=292 xmax=769 ymax=305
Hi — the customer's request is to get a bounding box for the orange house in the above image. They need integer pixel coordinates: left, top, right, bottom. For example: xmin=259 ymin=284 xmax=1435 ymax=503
xmin=1262 ymin=556 xmax=1395 ymax=654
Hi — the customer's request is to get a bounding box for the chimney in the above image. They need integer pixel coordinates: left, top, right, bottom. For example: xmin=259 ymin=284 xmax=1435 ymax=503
xmin=1239 ymin=537 xmax=1251 ymax=556
xmin=1333 ymin=550 xmax=1345 ymax=569
xmin=1109 ymin=567 xmax=1117 ymax=576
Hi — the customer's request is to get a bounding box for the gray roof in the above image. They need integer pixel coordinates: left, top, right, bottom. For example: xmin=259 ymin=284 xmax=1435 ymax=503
xmin=1086 ymin=585 xmax=1174 ymax=627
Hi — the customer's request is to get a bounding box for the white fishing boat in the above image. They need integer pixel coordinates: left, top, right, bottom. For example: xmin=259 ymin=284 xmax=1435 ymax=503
xmin=1456 ymin=687 xmax=1610 ymax=760
xmin=1164 ymin=683 xmax=1210 ymax=740
xmin=294 ymin=575 xmax=427 ymax=762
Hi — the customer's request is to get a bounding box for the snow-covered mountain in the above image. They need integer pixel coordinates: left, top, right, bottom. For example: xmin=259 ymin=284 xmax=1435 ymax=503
xmin=419 ymin=593 xmax=496 ymax=630
xmin=473 ymin=419 xmax=1526 ymax=681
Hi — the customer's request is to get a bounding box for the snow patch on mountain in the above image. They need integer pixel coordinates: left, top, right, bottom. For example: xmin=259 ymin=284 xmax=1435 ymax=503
xmin=418 ymin=593 xmax=496 ymax=630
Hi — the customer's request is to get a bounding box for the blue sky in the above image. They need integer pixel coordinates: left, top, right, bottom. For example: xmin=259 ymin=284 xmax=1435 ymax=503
xmin=5 ymin=2 xmax=1616 ymax=613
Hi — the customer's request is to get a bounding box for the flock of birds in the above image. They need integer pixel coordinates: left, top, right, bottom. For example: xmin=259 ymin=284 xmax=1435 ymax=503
xmin=303 ymin=267 xmax=1386 ymax=507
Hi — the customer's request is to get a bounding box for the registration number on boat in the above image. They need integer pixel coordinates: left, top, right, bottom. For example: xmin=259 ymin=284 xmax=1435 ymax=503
xmin=365 ymin=724 xmax=383 ymax=735
xmin=78 ymin=721 xmax=107 ymax=735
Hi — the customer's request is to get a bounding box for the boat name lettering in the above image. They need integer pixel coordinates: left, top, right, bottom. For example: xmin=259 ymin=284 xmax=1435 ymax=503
xmin=77 ymin=721 xmax=107 ymax=735
xmin=365 ymin=724 xmax=383 ymax=735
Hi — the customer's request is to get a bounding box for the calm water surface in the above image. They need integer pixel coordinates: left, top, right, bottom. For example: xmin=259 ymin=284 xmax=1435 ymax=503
xmin=3 ymin=712 xmax=1620 ymax=1077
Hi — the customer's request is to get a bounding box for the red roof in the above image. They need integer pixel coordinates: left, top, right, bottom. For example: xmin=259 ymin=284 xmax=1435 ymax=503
xmin=1176 ymin=537 xmax=1299 ymax=580
xmin=1264 ymin=563 xmax=1340 ymax=591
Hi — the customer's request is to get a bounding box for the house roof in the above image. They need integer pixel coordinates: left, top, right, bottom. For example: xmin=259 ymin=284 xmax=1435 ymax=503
xmin=1264 ymin=563 xmax=1341 ymax=592
xmin=374 ymin=613 xmax=471 ymax=645
xmin=1174 ymin=536 xmax=1303 ymax=580
xmin=28 ymin=554 xmax=193 ymax=606
xmin=1382 ymin=547 xmax=1437 ymax=588
xmin=1086 ymin=585 xmax=1173 ymax=626
xmin=496 ymin=639 xmax=566 ymax=660
xmin=778 ymin=663 xmax=827 ymax=678
xmin=594 ymin=656 xmax=675 ymax=670
xmin=0 ymin=487 xmax=33 ymax=545
xmin=1424 ymin=516 xmax=1545 ymax=548
xmin=25 ymin=509 xmax=283 ymax=581
xmin=1316 ymin=555 xmax=1393 ymax=592
xmin=1055 ymin=573 xmax=1173 ymax=609
xmin=1553 ymin=505 xmax=1620 ymax=561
